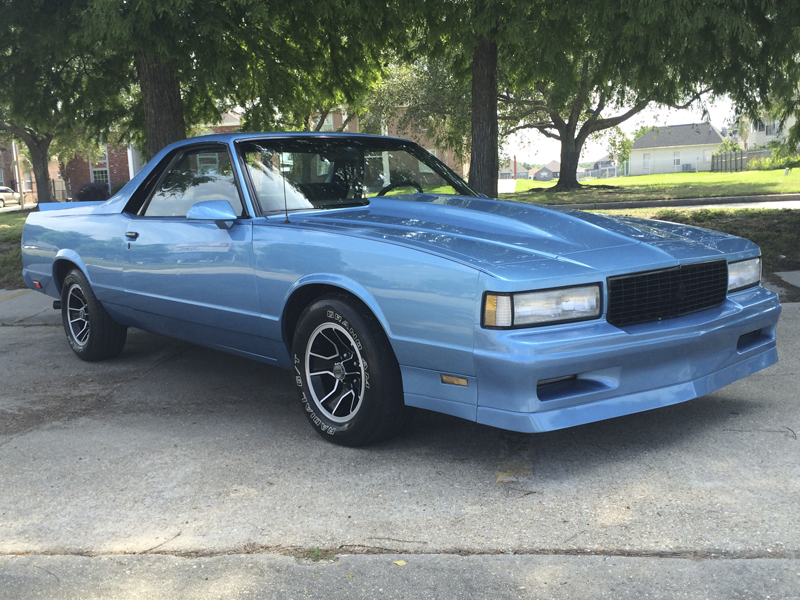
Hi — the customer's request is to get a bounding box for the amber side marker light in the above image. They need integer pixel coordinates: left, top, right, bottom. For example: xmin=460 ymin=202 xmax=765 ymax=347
xmin=440 ymin=374 xmax=469 ymax=387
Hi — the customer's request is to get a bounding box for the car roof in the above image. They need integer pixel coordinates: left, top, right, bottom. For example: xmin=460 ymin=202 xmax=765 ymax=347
xmin=173 ymin=131 xmax=416 ymax=147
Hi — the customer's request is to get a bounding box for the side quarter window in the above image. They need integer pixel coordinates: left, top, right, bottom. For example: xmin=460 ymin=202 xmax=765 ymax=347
xmin=143 ymin=148 xmax=244 ymax=217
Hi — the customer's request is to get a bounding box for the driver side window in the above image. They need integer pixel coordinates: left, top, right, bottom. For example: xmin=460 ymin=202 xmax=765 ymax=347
xmin=144 ymin=148 xmax=243 ymax=217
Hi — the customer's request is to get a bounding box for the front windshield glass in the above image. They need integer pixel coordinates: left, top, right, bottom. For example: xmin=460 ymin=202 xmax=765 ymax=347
xmin=237 ymin=137 xmax=476 ymax=214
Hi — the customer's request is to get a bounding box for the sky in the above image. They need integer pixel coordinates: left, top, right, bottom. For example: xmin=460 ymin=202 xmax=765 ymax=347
xmin=503 ymin=97 xmax=735 ymax=166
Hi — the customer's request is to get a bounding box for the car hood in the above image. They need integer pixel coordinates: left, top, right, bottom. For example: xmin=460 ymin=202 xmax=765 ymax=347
xmin=283 ymin=195 xmax=757 ymax=279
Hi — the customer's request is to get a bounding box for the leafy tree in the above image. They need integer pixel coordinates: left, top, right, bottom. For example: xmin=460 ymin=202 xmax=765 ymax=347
xmin=0 ymin=0 xmax=129 ymax=203
xmin=413 ymin=0 xmax=800 ymax=193
xmin=714 ymin=138 xmax=742 ymax=155
xmin=49 ymin=127 xmax=107 ymax=183
xmin=417 ymin=0 xmax=538 ymax=197
xmin=86 ymin=0 xmax=409 ymax=159
xmin=357 ymin=59 xmax=472 ymax=161
xmin=605 ymin=128 xmax=632 ymax=166
xmin=604 ymin=125 xmax=652 ymax=165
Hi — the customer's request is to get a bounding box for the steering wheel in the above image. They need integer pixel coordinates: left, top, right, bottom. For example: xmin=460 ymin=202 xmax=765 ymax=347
xmin=376 ymin=179 xmax=424 ymax=196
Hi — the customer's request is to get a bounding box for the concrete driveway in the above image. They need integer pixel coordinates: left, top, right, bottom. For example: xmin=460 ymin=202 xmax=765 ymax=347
xmin=1 ymin=289 xmax=798 ymax=598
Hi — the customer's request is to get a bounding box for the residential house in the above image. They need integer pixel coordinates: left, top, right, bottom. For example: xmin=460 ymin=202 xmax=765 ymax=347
xmin=64 ymin=112 xmax=241 ymax=199
xmin=0 ymin=140 xmax=63 ymax=204
xmin=747 ymin=115 xmax=797 ymax=149
xmin=65 ymin=144 xmax=143 ymax=198
xmin=498 ymin=160 xmax=529 ymax=180
xmin=592 ymin=154 xmax=615 ymax=171
xmin=531 ymin=161 xmax=560 ymax=181
xmin=0 ymin=146 xmax=14 ymax=191
xmin=584 ymin=154 xmax=619 ymax=179
xmin=629 ymin=123 xmax=725 ymax=176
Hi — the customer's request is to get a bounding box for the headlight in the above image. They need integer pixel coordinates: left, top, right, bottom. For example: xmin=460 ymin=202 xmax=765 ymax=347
xmin=728 ymin=257 xmax=760 ymax=292
xmin=483 ymin=284 xmax=601 ymax=328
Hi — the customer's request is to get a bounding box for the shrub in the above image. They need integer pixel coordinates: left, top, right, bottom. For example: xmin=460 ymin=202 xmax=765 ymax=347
xmin=748 ymin=154 xmax=800 ymax=171
xmin=74 ymin=181 xmax=111 ymax=202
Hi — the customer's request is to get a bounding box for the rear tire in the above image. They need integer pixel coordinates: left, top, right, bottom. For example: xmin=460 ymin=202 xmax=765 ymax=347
xmin=292 ymin=294 xmax=413 ymax=446
xmin=61 ymin=269 xmax=127 ymax=361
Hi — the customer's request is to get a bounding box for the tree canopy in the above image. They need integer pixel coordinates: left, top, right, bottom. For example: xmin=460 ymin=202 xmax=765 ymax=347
xmin=0 ymin=0 xmax=130 ymax=202
xmin=397 ymin=0 xmax=800 ymax=192
xmin=4 ymin=0 xmax=799 ymax=202
xmin=85 ymin=0 xmax=410 ymax=159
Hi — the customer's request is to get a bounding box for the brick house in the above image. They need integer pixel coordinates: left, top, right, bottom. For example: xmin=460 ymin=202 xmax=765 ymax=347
xmin=0 ymin=145 xmax=15 ymax=191
xmin=0 ymin=140 xmax=63 ymax=204
xmin=65 ymin=144 xmax=143 ymax=198
xmin=64 ymin=113 xmax=240 ymax=199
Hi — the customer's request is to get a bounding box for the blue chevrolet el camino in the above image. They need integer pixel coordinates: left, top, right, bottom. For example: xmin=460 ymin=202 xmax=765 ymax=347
xmin=21 ymin=133 xmax=781 ymax=445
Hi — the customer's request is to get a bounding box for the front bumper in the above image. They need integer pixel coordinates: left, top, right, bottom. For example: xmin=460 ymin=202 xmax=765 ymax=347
xmin=473 ymin=285 xmax=781 ymax=433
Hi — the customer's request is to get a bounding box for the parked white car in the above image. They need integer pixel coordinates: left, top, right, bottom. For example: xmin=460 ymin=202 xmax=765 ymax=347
xmin=0 ymin=186 xmax=21 ymax=208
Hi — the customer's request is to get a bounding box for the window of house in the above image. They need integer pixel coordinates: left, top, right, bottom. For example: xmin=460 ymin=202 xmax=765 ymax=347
xmin=92 ymin=169 xmax=109 ymax=184
xmin=24 ymin=172 xmax=33 ymax=191
xmin=703 ymin=150 xmax=712 ymax=163
xmin=319 ymin=113 xmax=335 ymax=132
xmin=0 ymin=169 xmax=4 ymax=186
xmin=765 ymin=120 xmax=779 ymax=136
xmin=673 ymin=152 xmax=681 ymax=168
xmin=643 ymin=154 xmax=650 ymax=170
xmin=91 ymin=150 xmax=110 ymax=187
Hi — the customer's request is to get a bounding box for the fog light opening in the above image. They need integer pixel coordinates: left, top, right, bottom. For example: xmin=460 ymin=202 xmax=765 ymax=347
xmin=737 ymin=329 xmax=763 ymax=352
xmin=537 ymin=374 xmax=577 ymax=388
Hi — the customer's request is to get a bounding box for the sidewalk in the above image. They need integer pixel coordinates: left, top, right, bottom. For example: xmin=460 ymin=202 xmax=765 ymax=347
xmin=0 ymin=288 xmax=61 ymax=326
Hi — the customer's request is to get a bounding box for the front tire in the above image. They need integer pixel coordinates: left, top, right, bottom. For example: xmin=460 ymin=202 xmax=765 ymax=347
xmin=61 ymin=269 xmax=127 ymax=361
xmin=292 ymin=295 xmax=413 ymax=446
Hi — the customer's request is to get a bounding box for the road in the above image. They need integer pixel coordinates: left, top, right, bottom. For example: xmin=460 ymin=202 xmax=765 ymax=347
xmin=1 ymin=289 xmax=798 ymax=599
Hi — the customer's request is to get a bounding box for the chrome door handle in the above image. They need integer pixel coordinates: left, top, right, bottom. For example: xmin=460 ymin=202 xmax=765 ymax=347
xmin=125 ymin=232 xmax=139 ymax=240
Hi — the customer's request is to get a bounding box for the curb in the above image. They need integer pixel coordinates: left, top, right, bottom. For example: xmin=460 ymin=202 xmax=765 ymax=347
xmin=531 ymin=192 xmax=800 ymax=211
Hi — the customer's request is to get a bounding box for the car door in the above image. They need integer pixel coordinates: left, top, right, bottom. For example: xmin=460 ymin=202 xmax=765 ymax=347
xmin=122 ymin=145 xmax=267 ymax=359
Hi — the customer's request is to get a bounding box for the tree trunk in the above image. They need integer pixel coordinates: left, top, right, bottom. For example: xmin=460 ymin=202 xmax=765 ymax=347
xmin=136 ymin=51 xmax=186 ymax=161
xmin=468 ymin=33 xmax=498 ymax=198
xmin=28 ymin=136 xmax=55 ymax=203
xmin=551 ymin=137 xmax=582 ymax=191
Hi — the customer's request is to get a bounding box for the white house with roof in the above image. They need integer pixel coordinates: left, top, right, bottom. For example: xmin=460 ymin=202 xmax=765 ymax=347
xmin=745 ymin=115 xmax=797 ymax=149
xmin=629 ymin=123 xmax=726 ymax=176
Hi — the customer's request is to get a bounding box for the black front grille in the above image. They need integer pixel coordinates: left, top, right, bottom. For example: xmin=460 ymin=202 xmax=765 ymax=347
xmin=607 ymin=260 xmax=728 ymax=327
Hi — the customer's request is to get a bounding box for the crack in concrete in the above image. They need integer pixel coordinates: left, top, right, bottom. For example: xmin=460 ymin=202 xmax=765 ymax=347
xmin=2 ymin=547 xmax=799 ymax=561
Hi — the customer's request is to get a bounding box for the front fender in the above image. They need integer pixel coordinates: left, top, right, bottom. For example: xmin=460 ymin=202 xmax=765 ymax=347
xmin=284 ymin=273 xmax=394 ymax=338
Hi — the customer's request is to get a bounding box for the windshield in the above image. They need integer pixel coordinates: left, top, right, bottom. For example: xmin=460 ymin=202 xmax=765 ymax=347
xmin=237 ymin=137 xmax=476 ymax=214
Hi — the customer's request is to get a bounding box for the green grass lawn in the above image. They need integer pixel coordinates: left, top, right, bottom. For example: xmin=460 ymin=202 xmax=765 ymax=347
xmin=506 ymin=169 xmax=800 ymax=205
xmin=0 ymin=211 xmax=28 ymax=290
xmin=596 ymin=207 xmax=800 ymax=300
